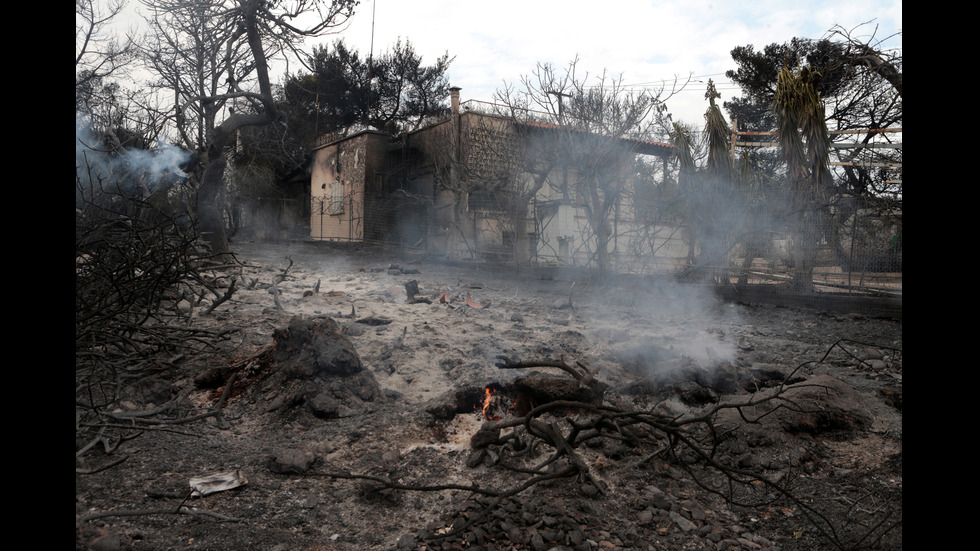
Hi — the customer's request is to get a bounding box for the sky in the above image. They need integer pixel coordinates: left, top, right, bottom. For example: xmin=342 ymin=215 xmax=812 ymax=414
xmin=316 ymin=0 xmax=902 ymax=129
xmin=94 ymin=0 xmax=902 ymax=132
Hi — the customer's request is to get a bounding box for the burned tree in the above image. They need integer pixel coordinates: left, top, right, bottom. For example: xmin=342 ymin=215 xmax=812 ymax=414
xmin=281 ymin=38 xmax=455 ymax=139
xmin=725 ymin=26 xmax=902 ymax=281
xmin=412 ymin=114 xmax=484 ymax=260
xmin=774 ymin=65 xmax=833 ymax=293
xmin=399 ymin=91 xmax=526 ymax=262
xmin=140 ymin=0 xmax=357 ymax=257
xmin=408 ymin=95 xmax=562 ymax=266
xmin=75 ymin=122 xmax=243 ymax=468
xmin=667 ymin=80 xmax=779 ymax=284
xmin=493 ymin=59 xmax=680 ymax=279
xmin=480 ymin=110 xmax=564 ymax=269
xmin=76 ymin=0 xmax=136 ymax=94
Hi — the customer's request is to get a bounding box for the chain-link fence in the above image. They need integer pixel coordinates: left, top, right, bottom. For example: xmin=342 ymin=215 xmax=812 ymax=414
xmin=299 ymin=116 xmax=900 ymax=314
xmin=712 ymin=126 xmax=902 ymax=302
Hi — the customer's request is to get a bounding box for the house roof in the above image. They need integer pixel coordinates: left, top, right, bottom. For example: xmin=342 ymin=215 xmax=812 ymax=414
xmin=311 ymin=107 xmax=675 ymax=159
xmin=514 ymin=119 xmax=674 ymax=158
xmin=312 ymin=128 xmax=390 ymax=151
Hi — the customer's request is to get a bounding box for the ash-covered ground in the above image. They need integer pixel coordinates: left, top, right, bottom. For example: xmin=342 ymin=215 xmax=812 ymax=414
xmin=76 ymin=239 xmax=902 ymax=551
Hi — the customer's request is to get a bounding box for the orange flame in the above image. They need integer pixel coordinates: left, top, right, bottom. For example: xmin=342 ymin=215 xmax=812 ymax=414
xmin=482 ymin=387 xmax=494 ymax=419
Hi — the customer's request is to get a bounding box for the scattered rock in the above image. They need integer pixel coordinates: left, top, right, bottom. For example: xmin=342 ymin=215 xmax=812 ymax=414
xmin=670 ymin=511 xmax=698 ymax=532
xmin=396 ymin=533 xmax=415 ymax=549
xmin=643 ymin=485 xmax=672 ymax=510
xmin=90 ymin=530 xmax=121 ymax=551
xmin=779 ymin=374 xmax=873 ymax=433
xmin=268 ymin=448 xmax=315 ymax=474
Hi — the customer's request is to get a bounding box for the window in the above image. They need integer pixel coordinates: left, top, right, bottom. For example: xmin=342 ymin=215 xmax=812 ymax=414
xmin=328 ymin=181 xmax=345 ymax=215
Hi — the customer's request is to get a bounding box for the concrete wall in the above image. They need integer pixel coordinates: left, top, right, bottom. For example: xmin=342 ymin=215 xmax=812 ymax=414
xmin=310 ymin=131 xmax=388 ymax=242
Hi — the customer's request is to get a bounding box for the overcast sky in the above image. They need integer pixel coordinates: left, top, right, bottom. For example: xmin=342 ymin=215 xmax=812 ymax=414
xmin=319 ymin=0 xmax=902 ymax=128
xmin=98 ymin=0 xmax=902 ymax=131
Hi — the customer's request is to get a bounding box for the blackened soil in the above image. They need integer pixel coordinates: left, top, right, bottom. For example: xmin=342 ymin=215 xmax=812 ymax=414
xmin=76 ymin=240 xmax=902 ymax=551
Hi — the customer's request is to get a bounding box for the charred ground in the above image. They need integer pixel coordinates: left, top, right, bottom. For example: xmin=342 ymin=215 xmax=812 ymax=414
xmin=76 ymin=240 xmax=902 ymax=551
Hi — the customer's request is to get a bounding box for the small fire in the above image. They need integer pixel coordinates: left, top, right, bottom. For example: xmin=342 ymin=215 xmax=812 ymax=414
xmin=482 ymin=387 xmax=495 ymax=419
xmin=475 ymin=386 xmax=502 ymax=421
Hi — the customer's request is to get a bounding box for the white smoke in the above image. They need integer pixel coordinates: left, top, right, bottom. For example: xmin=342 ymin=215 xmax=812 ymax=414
xmin=633 ymin=277 xmax=737 ymax=363
xmin=585 ymin=274 xmax=740 ymax=384
xmin=75 ymin=113 xmax=192 ymax=193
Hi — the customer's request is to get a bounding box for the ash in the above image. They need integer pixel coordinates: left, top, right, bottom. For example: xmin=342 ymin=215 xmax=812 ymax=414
xmin=76 ymin=240 xmax=902 ymax=551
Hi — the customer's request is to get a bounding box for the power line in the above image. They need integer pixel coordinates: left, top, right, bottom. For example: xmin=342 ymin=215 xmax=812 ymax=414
xmin=578 ymin=73 xmax=744 ymax=96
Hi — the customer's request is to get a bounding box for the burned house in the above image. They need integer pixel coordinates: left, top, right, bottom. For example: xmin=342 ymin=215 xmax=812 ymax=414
xmin=310 ymin=88 xmax=684 ymax=272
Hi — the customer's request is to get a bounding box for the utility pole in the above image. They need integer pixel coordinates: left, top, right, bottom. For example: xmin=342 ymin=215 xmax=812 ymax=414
xmin=546 ymin=90 xmax=573 ymax=202
xmin=546 ymin=90 xmax=572 ymax=126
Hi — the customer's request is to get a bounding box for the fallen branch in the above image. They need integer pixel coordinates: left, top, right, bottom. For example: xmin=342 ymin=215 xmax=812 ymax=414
xmin=78 ymin=506 xmax=244 ymax=523
xmin=203 ymin=276 xmax=237 ymax=315
xmin=307 ymin=462 xmax=578 ymax=500
xmin=270 ymin=278 xmax=284 ymax=312
xmin=495 ymin=355 xmax=598 ymax=388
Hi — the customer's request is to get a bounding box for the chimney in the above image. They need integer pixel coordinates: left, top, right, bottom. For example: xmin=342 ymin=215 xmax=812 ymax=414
xmin=450 ymin=87 xmax=461 ymax=115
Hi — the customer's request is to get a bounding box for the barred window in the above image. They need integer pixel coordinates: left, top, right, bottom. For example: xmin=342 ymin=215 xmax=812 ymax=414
xmin=328 ymin=181 xmax=345 ymax=215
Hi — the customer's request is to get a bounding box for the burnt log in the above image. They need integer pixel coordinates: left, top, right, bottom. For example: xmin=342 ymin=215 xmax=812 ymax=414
xmin=495 ymin=356 xmax=608 ymax=411
xmin=511 ymin=375 xmax=606 ymax=410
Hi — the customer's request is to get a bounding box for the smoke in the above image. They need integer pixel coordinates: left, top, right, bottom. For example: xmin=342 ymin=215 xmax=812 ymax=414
xmin=120 ymin=142 xmax=191 ymax=185
xmin=589 ymin=275 xmax=740 ymax=382
xmin=639 ymin=277 xmax=736 ymax=356
xmin=75 ymin=113 xmax=193 ymax=195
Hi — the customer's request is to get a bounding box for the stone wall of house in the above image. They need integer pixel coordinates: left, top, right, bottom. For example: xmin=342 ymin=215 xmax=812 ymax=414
xmin=310 ymin=131 xmax=388 ymax=242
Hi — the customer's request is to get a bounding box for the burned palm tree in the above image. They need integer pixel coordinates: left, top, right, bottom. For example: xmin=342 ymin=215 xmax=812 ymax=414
xmin=674 ymin=81 xmax=741 ymax=283
xmin=669 ymin=121 xmax=700 ymax=271
xmin=700 ymin=82 xmax=737 ymax=282
xmin=703 ymin=81 xmax=732 ymax=177
xmin=705 ymin=81 xmax=780 ymax=285
xmin=773 ymin=64 xmax=831 ymax=293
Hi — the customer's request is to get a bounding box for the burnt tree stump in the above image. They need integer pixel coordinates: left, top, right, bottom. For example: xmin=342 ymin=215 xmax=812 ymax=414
xmin=267 ymin=316 xmax=386 ymax=418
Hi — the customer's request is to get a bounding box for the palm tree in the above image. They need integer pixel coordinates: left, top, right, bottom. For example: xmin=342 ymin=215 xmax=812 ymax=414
xmin=773 ymin=65 xmax=831 ymax=293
